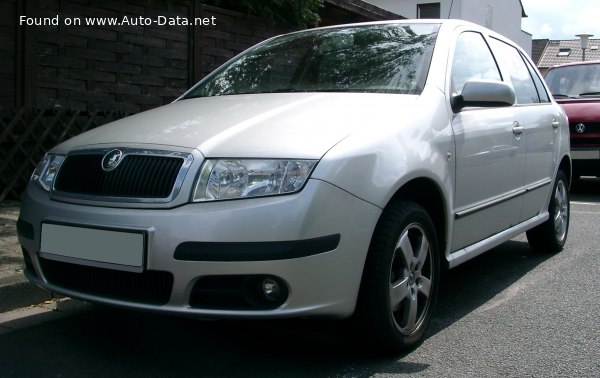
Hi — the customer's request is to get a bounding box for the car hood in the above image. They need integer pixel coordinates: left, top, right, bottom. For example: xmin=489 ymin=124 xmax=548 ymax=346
xmin=555 ymin=98 xmax=600 ymax=123
xmin=54 ymin=93 xmax=418 ymax=159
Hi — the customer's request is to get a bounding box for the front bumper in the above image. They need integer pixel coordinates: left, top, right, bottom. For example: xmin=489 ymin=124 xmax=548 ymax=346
xmin=18 ymin=179 xmax=381 ymax=319
xmin=571 ymin=148 xmax=600 ymax=176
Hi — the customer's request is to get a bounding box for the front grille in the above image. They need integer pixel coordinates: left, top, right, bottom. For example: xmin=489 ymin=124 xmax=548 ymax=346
xmin=39 ymin=258 xmax=174 ymax=305
xmin=570 ymin=122 xmax=600 ymax=133
xmin=570 ymin=135 xmax=600 ymax=147
xmin=55 ymin=153 xmax=185 ymax=198
xmin=570 ymin=122 xmax=600 ymax=147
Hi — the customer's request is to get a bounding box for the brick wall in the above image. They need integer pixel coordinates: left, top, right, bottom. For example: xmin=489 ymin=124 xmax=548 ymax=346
xmin=34 ymin=0 xmax=191 ymax=113
xmin=2 ymin=0 xmax=397 ymax=114
xmin=3 ymin=0 xmax=294 ymax=113
xmin=0 ymin=0 xmax=17 ymax=108
xmin=0 ymin=0 xmax=397 ymax=113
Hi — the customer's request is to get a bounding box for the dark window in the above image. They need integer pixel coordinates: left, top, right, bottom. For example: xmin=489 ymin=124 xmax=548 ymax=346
xmin=557 ymin=48 xmax=571 ymax=57
xmin=417 ymin=3 xmax=441 ymax=19
xmin=490 ymin=38 xmax=540 ymax=104
xmin=451 ymin=32 xmax=502 ymax=94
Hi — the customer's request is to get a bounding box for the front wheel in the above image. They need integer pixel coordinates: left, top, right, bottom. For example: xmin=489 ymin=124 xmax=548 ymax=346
xmin=526 ymin=170 xmax=570 ymax=253
xmin=355 ymin=201 xmax=440 ymax=353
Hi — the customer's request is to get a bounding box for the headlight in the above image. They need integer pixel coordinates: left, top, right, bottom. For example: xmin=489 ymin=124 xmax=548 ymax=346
xmin=192 ymin=159 xmax=317 ymax=202
xmin=31 ymin=154 xmax=66 ymax=191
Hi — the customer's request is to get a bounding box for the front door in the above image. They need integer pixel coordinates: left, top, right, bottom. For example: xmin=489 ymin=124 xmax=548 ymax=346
xmin=449 ymin=31 xmax=525 ymax=251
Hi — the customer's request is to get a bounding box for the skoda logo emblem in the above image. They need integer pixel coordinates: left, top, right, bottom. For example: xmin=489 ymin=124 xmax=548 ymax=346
xmin=102 ymin=149 xmax=124 ymax=172
xmin=575 ymin=123 xmax=586 ymax=134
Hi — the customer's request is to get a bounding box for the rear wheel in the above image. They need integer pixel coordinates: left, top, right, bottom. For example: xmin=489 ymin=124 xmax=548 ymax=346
xmin=356 ymin=201 xmax=439 ymax=353
xmin=526 ymin=170 xmax=570 ymax=253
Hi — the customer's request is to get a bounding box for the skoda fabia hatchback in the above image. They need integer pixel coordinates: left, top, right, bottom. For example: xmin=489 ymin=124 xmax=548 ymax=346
xmin=18 ymin=20 xmax=571 ymax=352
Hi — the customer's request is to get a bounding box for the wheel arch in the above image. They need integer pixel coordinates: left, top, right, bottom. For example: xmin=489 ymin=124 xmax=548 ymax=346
xmin=558 ymin=155 xmax=572 ymax=188
xmin=387 ymin=177 xmax=448 ymax=268
xmin=354 ymin=179 xmax=446 ymax=349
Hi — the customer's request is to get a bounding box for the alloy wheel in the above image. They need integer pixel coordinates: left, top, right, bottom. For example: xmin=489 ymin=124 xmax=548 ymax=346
xmin=389 ymin=223 xmax=433 ymax=335
xmin=553 ymin=179 xmax=569 ymax=243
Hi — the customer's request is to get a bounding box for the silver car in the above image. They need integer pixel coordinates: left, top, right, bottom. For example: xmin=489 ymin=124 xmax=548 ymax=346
xmin=18 ymin=20 xmax=570 ymax=352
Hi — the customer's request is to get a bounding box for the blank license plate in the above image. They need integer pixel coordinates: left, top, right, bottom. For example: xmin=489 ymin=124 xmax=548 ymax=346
xmin=41 ymin=223 xmax=145 ymax=271
xmin=571 ymin=150 xmax=600 ymax=160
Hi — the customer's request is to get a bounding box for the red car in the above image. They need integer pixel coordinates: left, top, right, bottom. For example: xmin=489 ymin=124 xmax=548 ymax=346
xmin=545 ymin=61 xmax=600 ymax=178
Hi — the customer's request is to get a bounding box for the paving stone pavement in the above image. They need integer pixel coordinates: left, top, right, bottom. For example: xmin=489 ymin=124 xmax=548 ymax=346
xmin=0 ymin=201 xmax=54 ymax=312
xmin=0 ymin=201 xmax=22 ymax=283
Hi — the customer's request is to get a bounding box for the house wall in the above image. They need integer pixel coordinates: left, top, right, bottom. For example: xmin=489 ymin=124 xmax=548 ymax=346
xmin=366 ymin=0 xmax=532 ymax=54
xmin=458 ymin=0 xmax=530 ymax=53
xmin=369 ymin=0 xmax=455 ymax=19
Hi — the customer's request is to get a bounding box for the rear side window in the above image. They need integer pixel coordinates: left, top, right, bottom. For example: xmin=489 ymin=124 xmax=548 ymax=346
xmin=451 ymin=32 xmax=502 ymax=94
xmin=489 ymin=38 xmax=540 ymax=104
xmin=524 ymin=57 xmax=550 ymax=103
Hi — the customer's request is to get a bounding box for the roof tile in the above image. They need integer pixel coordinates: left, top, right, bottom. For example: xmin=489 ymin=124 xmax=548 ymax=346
xmin=537 ymin=39 xmax=600 ymax=68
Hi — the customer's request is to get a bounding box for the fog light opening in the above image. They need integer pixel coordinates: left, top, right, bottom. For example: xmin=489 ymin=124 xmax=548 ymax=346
xmin=261 ymin=277 xmax=282 ymax=302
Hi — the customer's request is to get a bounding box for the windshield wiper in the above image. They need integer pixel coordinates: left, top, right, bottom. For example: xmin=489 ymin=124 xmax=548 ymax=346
xmin=256 ymin=88 xmax=308 ymax=94
xmin=251 ymin=88 xmax=358 ymax=94
xmin=578 ymin=91 xmax=600 ymax=97
xmin=552 ymin=93 xmax=575 ymax=99
xmin=256 ymin=88 xmax=358 ymax=94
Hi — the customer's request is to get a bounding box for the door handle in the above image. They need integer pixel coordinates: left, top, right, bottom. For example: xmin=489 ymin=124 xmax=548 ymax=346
xmin=512 ymin=122 xmax=524 ymax=135
xmin=552 ymin=118 xmax=560 ymax=128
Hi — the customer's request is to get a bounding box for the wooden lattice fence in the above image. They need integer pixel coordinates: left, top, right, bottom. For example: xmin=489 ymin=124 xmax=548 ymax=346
xmin=0 ymin=108 xmax=129 ymax=202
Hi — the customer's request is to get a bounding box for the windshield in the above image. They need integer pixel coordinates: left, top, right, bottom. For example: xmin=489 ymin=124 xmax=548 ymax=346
xmin=545 ymin=63 xmax=600 ymax=98
xmin=183 ymin=23 xmax=439 ymax=98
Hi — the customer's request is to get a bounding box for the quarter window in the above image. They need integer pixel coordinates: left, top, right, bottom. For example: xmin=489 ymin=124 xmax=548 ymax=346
xmin=451 ymin=32 xmax=501 ymax=95
xmin=524 ymin=56 xmax=550 ymax=103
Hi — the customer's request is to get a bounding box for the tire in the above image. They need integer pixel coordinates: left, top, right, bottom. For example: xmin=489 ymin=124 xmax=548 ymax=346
xmin=526 ymin=170 xmax=570 ymax=253
xmin=355 ymin=200 xmax=440 ymax=353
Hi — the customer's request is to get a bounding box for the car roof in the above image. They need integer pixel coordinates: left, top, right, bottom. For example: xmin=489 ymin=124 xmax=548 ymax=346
xmin=262 ymin=19 xmax=512 ymax=50
xmin=549 ymin=60 xmax=600 ymax=69
xmin=275 ymin=18 xmax=487 ymax=36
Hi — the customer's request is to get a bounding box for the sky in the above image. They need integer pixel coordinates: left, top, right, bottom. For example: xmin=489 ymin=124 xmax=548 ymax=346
xmin=521 ymin=0 xmax=600 ymax=40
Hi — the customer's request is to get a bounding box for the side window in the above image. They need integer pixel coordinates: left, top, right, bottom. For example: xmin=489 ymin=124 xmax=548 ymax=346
xmin=451 ymin=32 xmax=502 ymax=94
xmin=524 ymin=57 xmax=550 ymax=103
xmin=489 ymin=38 xmax=540 ymax=104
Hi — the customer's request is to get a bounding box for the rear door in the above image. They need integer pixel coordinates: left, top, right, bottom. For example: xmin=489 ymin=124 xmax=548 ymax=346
xmin=488 ymin=37 xmax=558 ymax=222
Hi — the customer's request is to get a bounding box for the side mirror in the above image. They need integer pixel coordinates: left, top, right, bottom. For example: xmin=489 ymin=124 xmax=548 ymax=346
xmin=452 ymin=79 xmax=515 ymax=112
